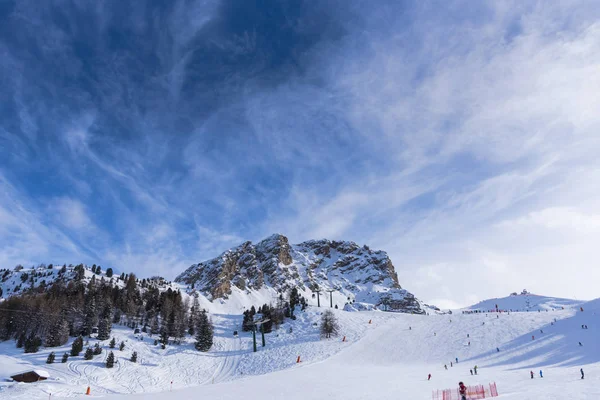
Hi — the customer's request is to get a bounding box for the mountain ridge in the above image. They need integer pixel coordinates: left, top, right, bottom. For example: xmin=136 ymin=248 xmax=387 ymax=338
xmin=175 ymin=233 xmax=424 ymax=314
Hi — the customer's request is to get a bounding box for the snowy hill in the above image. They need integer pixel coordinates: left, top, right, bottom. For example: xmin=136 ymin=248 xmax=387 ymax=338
xmin=0 ymin=264 xmax=175 ymax=301
xmin=2 ymin=297 xmax=598 ymax=399
xmin=176 ymin=234 xmax=424 ymax=314
xmin=465 ymin=290 xmax=584 ymax=312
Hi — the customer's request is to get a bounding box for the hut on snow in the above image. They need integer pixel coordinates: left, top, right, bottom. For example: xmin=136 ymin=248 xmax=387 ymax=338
xmin=10 ymin=370 xmax=49 ymax=383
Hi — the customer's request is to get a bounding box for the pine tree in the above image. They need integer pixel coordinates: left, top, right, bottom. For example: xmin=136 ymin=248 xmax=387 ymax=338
xmin=46 ymin=352 xmax=55 ymax=364
xmin=93 ymin=343 xmax=102 ymax=355
xmin=97 ymin=304 xmax=112 ymax=340
xmin=320 ymin=310 xmax=339 ymax=339
xmin=150 ymin=316 xmax=160 ymax=335
xmin=71 ymin=336 xmax=84 ymax=356
xmin=130 ymin=351 xmax=138 ymax=363
xmin=61 ymin=353 xmax=69 ymax=363
xmin=289 ymin=287 xmax=300 ymax=316
xmin=83 ymin=295 xmax=97 ymax=336
xmin=106 ymin=268 xmax=113 ymax=278
xmin=96 ymin=266 xmax=102 ymax=275
xmin=195 ymin=311 xmax=214 ymax=352
xmin=45 ymin=317 xmax=69 ymax=347
xmin=84 ymin=347 xmax=94 ymax=360
xmin=106 ymin=351 xmax=115 ymax=368
xmin=16 ymin=333 xmax=25 ymax=348
xmin=24 ymin=334 xmax=42 ymax=353
xmin=159 ymin=325 xmax=169 ymax=349
xmin=188 ymin=297 xmax=200 ymax=336
xmin=109 ymin=337 xmax=116 ymax=348
xmin=119 ymin=341 xmax=125 ymax=351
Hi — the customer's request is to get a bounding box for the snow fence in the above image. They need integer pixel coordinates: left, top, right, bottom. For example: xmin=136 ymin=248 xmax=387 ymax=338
xmin=432 ymin=382 xmax=498 ymax=400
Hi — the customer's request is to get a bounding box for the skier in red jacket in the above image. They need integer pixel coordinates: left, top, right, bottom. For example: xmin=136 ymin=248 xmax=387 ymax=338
xmin=459 ymin=382 xmax=467 ymax=400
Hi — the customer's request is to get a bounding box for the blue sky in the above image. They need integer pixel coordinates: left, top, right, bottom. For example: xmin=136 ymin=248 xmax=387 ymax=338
xmin=1 ymin=1 xmax=600 ymax=307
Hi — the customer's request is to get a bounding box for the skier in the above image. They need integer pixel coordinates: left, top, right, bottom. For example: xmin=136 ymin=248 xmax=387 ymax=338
xmin=468 ymin=341 xmax=471 ymax=346
xmin=540 ymin=329 xmax=543 ymax=334
xmin=579 ymin=342 xmax=583 ymax=346
xmin=428 ymin=373 xmax=432 ymax=381
xmin=581 ymin=368 xmax=584 ymax=379
xmin=434 ymin=332 xmax=436 ymax=336
xmin=444 ymin=364 xmax=448 ymax=370
xmin=496 ymin=347 xmax=500 ymax=352
xmin=409 ymin=326 xmax=412 ymax=330
xmin=470 ymin=369 xmax=473 ymax=375
xmin=539 ymin=370 xmax=543 ymax=378
xmin=467 ymin=334 xmax=470 ymax=338
xmin=530 ymin=371 xmax=534 ymax=379
xmin=532 ymin=335 xmax=535 ymax=340
xmin=451 ymin=362 xmax=453 ymax=367
xmin=474 ymin=366 xmax=478 ymax=375
xmin=456 ymin=357 xmax=459 ymax=363
xmin=459 ymin=382 xmax=467 ymax=400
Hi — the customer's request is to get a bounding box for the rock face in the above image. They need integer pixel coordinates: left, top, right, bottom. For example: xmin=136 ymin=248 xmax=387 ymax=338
xmin=176 ymin=234 xmax=424 ymax=314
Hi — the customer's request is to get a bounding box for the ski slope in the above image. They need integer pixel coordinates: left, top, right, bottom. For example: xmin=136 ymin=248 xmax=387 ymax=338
xmin=466 ymin=292 xmax=585 ymax=312
xmin=1 ymin=298 xmax=598 ymax=399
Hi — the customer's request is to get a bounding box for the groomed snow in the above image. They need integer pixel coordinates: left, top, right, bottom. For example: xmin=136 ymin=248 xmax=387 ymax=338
xmin=0 ymin=296 xmax=598 ymax=399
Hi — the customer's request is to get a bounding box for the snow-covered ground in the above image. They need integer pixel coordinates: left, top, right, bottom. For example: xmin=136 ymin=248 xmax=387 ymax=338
xmin=1 ymin=296 xmax=598 ymax=399
xmin=466 ymin=292 xmax=585 ymax=312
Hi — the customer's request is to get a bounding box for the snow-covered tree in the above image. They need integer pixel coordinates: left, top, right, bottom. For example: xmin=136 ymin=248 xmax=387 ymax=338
xmin=46 ymin=352 xmax=55 ymax=364
xmin=45 ymin=317 xmax=69 ymax=347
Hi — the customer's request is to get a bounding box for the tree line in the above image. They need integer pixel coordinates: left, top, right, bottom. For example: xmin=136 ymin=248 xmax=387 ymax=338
xmin=0 ymin=266 xmax=213 ymax=353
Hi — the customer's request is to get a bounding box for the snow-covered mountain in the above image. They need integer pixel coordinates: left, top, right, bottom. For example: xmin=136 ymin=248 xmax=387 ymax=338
xmin=0 ymin=264 xmax=173 ymax=300
xmin=175 ymin=234 xmax=424 ymax=314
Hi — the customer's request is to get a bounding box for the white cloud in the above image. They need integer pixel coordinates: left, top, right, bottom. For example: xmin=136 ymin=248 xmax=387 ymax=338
xmin=50 ymin=197 xmax=93 ymax=231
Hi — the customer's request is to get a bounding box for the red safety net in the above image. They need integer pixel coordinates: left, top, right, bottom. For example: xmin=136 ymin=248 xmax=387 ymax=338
xmin=432 ymin=383 xmax=498 ymax=400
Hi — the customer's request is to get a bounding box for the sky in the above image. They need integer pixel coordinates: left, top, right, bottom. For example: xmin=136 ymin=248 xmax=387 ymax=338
xmin=1 ymin=0 xmax=599 ymax=308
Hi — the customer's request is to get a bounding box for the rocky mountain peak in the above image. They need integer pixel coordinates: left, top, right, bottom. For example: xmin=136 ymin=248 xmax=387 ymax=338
xmin=175 ymin=234 xmax=423 ymax=313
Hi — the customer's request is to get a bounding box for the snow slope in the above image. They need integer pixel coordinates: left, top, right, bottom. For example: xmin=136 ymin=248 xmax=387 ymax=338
xmin=1 ymin=297 xmax=598 ymax=400
xmin=466 ymin=292 xmax=585 ymax=312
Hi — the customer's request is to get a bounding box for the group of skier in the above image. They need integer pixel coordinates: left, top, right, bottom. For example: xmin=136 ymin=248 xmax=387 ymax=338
xmin=431 ymin=307 xmax=590 ymax=395
xmin=529 ymin=370 xmax=543 ymax=378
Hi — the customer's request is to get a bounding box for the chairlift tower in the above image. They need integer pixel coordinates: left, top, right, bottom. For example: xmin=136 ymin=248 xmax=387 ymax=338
xmin=313 ymin=289 xmax=322 ymax=307
xmin=326 ymin=289 xmax=335 ymax=308
xmin=251 ymin=318 xmax=271 ymax=352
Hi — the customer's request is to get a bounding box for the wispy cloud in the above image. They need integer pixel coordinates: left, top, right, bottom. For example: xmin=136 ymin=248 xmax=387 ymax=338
xmin=0 ymin=0 xmax=599 ymax=306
